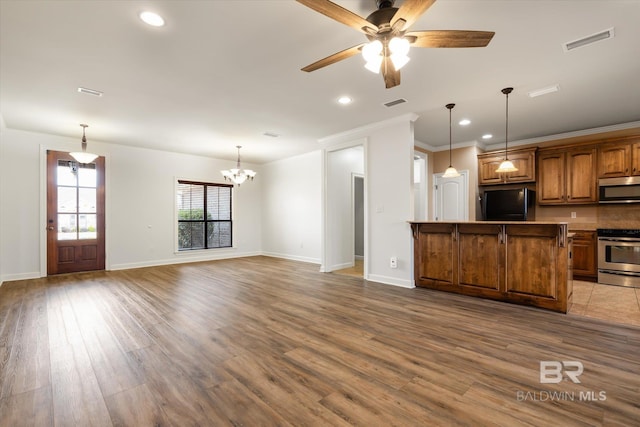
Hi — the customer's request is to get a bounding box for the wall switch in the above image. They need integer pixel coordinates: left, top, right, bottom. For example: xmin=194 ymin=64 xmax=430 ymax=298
xmin=571 ymin=212 xmax=577 ymax=219
xmin=390 ymin=257 xmax=398 ymax=269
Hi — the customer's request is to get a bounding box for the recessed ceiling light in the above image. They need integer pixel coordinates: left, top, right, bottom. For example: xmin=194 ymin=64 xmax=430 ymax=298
xmin=459 ymin=119 xmax=471 ymax=126
xmin=139 ymin=11 xmax=165 ymax=27
xmin=482 ymin=134 xmax=493 ymax=140
xmin=337 ymin=96 xmax=352 ymax=105
xmin=528 ymin=84 xmax=560 ymax=98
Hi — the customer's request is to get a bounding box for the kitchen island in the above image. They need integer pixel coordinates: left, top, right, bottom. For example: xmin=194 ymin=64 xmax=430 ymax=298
xmin=409 ymin=221 xmax=572 ymax=313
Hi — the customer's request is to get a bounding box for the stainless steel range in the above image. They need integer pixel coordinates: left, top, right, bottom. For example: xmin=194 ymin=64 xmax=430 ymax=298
xmin=597 ymin=229 xmax=640 ymax=288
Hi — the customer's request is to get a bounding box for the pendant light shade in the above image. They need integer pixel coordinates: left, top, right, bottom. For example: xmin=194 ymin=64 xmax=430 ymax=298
xmin=69 ymin=124 xmax=98 ymax=164
xmin=496 ymin=87 xmax=518 ymax=173
xmin=221 ymin=146 xmax=256 ymax=186
xmin=442 ymin=103 xmax=460 ymax=178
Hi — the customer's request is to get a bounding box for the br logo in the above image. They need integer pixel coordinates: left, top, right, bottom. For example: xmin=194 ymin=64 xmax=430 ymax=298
xmin=540 ymin=361 xmax=584 ymax=383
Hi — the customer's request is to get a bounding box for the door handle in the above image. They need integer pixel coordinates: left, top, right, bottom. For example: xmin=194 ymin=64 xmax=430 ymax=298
xmin=47 ymin=226 xmax=54 ymax=231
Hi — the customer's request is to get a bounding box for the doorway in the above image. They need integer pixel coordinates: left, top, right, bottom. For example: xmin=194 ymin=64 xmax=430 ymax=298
xmin=46 ymin=150 xmax=105 ymax=274
xmin=324 ymin=143 xmax=366 ymax=276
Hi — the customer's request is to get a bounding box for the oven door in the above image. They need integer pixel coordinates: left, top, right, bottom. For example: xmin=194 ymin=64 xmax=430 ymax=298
xmin=598 ymin=237 xmax=640 ymax=274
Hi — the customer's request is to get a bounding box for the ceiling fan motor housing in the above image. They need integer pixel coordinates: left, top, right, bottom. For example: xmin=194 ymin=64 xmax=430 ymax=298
xmin=377 ymin=0 xmax=395 ymax=9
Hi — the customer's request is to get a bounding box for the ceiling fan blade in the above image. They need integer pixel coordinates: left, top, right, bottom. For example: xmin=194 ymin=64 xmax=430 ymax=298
xmin=391 ymin=0 xmax=437 ymax=32
xmin=407 ymin=30 xmax=495 ymax=48
xmin=301 ymin=43 xmax=365 ymax=72
xmin=296 ymin=0 xmax=378 ymax=34
xmin=382 ymin=56 xmax=400 ymax=89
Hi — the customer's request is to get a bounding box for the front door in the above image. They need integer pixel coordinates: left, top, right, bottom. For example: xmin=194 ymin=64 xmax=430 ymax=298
xmin=47 ymin=150 xmax=105 ymax=274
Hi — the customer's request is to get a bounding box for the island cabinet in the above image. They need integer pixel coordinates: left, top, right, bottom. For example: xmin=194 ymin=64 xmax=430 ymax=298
xmin=537 ymin=146 xmax=597 ymax=205
xmin=478 ymin=147 xmax=536 ymax=185
xmin=410 ymin=221 xmax=572 ymax=313
xmin=597 ymin=138 xmax=640 ymax=178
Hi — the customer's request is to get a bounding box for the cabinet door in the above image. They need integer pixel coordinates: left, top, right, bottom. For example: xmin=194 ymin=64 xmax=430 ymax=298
xmin=572 ymin=231 xmax=597 ymax=280
xmin=505 ymin=150 xmax=536 ymax=183
xmin=566 ymin=148 xmax=597 ymax=203
xmin=505 ymin=224 xmax=560 ymax=299
xmin=415 ymin=223 xmax=457 ymax=288
xmin=478 ymin=156 xmax=505 ymax=185
xmin=457 ymin=224 xmax=504 ymax=294
xmin=537 ymin=152 xmax=566 ymax=204
xmin=632 ymin=142 xmax=640 ymax=176
xmin=598 ymin=143 xmax=631 ymax=178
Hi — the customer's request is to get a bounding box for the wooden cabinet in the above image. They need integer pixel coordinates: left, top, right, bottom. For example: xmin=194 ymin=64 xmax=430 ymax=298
xmin=413 ymin=223 xmax=457 ymax=289
xmin=598 ymin=138 xmax=640 ymax=178
xmin=571 ymin=230 xmax=597 ymax=281
xmin=478 ymin=148 xmax=536 ymax=185
xmin=410 ymin=222 xmax=571 ymax=313
xmin=537 ymin=146 xmax=597 ymax=205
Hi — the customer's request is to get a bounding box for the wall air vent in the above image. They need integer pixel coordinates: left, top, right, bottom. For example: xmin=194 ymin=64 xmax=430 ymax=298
xmin=383 ymin=98 xmax=407 ymax=108
xmin=563 ymin=28 xmax=614 ymax=52
xmin=77 ymin=87 xmax=103 ymax=97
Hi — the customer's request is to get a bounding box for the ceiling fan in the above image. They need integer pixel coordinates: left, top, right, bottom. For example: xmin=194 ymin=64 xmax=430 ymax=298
xmin=297 ymin=0 xmax=495 ymax=88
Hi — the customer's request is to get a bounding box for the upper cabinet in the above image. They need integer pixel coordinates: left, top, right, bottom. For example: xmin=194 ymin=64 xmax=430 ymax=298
xmin=597 ymin=138 xmax=640 ymax=178
xmin=478 ymin=147 xmax=536 ymax=185
xmin=538 ymin=146 xmax=597 ymax=205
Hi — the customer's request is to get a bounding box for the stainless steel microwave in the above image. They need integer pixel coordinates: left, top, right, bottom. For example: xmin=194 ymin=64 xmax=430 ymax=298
xmin=598 ymin=176 xmax=640 ymax=203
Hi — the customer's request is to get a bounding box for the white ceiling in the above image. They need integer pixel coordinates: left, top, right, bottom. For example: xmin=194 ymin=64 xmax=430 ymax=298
xmin=1 ymin=0 xmax=639 ymax=164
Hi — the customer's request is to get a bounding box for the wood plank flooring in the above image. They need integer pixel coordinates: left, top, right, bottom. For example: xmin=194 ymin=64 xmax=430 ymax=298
xmin=1 ymin=256 xmax=639 ymax=426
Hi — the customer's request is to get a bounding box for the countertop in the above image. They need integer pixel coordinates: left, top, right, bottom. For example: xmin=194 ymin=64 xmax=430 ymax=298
xmin=408 ymin=220 xmax=569 ymax=225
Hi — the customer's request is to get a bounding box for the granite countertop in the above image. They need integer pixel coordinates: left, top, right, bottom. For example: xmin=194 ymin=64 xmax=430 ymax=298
xmin=408 ymin=221 xmax=569 ymax=225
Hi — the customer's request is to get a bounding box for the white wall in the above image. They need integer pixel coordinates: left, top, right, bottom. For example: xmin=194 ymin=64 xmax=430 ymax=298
xmin=320 ymin=114 xmax=417 ymax=288
xmin=0 ymin=128 xmax=262 ymax=281
xmin=260 ymin=150 xmax=322 ymax=264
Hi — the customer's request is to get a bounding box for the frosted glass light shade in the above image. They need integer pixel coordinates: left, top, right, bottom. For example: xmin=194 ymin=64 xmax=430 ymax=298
xmin=495 ymin=159 xmax=518 ymax=173
xmin=69 ymin=151 xmax=98 ymax=164
xmin=442 ymin=166 xmax=461 ymax=178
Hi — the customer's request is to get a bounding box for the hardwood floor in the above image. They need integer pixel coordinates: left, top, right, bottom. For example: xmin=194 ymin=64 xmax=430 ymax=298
xmin=1 ymin=256 xmax=639 ymax=426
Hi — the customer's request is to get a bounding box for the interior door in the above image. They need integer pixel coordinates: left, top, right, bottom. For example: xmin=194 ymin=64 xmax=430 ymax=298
xmin=434 ymin=171 xmax=468 ymax=221
xmin=47 ymin=150 xmax=105 ymax=274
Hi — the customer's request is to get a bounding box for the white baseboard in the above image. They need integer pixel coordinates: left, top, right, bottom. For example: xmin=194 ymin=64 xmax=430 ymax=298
xmin=109 ymin=251 xmax=262 ymax=271
xmin=366 ymin=273 xmax=415 ymax=289
xmin=0 ymin=271 xmax=42 ymax=283
xmin=260 ymin=251 xmax=321 ymax=265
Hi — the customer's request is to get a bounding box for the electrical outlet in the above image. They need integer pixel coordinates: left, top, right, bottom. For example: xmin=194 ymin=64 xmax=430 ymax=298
xmin=571 ymin=212 xmax=577 ymax=219
xmin=390 ymin=257 xmax=398 ymax=269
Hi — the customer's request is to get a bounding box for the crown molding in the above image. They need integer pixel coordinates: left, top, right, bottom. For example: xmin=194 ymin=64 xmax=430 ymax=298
xmin=319 ymin=113 xmax=419 ymax=146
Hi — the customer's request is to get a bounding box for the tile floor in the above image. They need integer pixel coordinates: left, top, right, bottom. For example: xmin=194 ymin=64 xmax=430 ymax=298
xmin=570 ymin=280 xmax=640 ymax=327
xmin=334 ymin=262 xmax=640 ymax=328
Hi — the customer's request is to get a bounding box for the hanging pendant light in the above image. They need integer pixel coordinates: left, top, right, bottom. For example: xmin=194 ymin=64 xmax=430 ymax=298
xmin=221 ymin=145 xmax=256 ymax=186
xmin=496 ymin=87 xmax=518 ymax=173
xmin=442 ymin=103 xmax=460 ymax=178
xmin=69 ymin=124 xmax=98 ymax=164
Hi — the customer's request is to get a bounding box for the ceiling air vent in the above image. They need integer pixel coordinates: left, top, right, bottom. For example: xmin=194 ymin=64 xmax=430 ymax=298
xmin=563 ymin=28 xmax=614 ymax=52
xmin=77 ymin=87 xmax=103 ymax=97
xmin=383 ymin=98 xmax=407 ymax=108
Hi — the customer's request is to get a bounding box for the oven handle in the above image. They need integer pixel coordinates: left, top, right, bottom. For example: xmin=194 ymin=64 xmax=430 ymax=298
xmin=599 ymin=269 xmax=640 ymax=278
xmin=598 ymin=237 xmax=640 ymax=243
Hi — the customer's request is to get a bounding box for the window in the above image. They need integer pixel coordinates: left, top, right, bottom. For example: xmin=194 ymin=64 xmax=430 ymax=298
xmin=176 ymin=180 xmax=232 ymax=250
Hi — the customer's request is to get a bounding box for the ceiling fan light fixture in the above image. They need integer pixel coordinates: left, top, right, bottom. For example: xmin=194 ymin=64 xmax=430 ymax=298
xmin=362 ymin=40 xmax=383 ymax=73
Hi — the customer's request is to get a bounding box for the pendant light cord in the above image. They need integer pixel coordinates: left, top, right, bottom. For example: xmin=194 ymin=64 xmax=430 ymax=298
xmin=446 ymin=103 xmax=455 ymax=167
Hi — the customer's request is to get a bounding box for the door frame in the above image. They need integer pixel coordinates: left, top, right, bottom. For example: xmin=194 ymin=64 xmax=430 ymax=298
xmin=39 ymin=145 xmax=110 ymax=276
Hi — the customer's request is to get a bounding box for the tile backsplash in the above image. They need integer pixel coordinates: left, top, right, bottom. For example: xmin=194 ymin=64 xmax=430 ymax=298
xmin=536 ymin=204 xmax=640 ymax=230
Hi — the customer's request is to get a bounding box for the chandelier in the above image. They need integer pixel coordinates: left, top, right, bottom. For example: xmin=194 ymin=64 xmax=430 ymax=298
xmin=69 ymin=124 xmax=98 ymax=164
xmin=221 ymin=146 xmax=256 ymax=185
